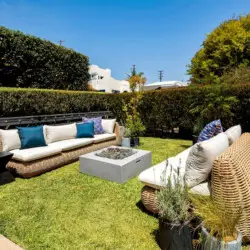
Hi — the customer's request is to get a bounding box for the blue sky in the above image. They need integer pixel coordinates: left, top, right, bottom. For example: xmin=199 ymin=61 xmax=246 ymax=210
xmin=1 ymin=0 xmax=250 ymax=83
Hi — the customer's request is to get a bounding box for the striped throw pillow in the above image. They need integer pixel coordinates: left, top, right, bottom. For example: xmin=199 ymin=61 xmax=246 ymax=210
xmin=197 ymin=120 xmax=223 ymax=142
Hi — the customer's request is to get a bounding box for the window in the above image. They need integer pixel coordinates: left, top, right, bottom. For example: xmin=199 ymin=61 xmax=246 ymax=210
xmin=99 ymin=89 xmax=105 ymax=92
xmin=112 ymin=90 xmax=120 ymax=94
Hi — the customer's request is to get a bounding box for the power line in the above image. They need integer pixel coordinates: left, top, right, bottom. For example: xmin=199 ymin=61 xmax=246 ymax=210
xmin=158 ymin=70 xmax=164 ymax=82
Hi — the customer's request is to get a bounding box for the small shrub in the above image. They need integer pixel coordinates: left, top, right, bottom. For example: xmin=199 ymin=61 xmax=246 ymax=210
xmin=157 ymin=161 xmax=191 ymax=224
xmin=190 ymin=195 xmax=240 ymax=241
xmin=122 ymin=93 xmax=145 ymax=137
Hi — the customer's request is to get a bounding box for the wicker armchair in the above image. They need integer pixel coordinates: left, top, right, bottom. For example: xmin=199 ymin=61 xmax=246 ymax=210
xmin=141 ymin=133 xmax=250 ymax=241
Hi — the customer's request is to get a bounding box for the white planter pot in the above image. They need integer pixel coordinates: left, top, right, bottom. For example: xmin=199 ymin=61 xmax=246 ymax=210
xmin=201 ymin=226 xmax=242 ymax=250
xmin=121 ymin=138 xmax=131 ymax=148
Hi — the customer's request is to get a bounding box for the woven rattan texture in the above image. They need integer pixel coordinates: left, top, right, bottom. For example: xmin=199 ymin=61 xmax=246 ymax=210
xmin=141 ymin=185 xmax=159 ymax=214
xmin=212 ymin=133 xmax=250 ymax=240
xmin=0 ymin=136 xmax=2 ymax=152
xmin=5 ymin=123 xmax=122 ymax=178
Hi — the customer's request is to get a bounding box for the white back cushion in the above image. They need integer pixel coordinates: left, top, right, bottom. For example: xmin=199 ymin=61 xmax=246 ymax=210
xmin=185 ymin=132 xmax=229 ymax=188
xmin=225 ymin=125 xmax=242 ymax=145
xmin=45 ymin=123 xmax=77 ymax=144
xmin=102 ymin=119 xmax=116 ymax=134
xmin=0 ymin=129 xmax=21 ymax=151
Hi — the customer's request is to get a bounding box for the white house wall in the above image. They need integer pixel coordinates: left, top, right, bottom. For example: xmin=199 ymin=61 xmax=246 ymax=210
xmin=89 ymin=65 xmax=130 ymax=93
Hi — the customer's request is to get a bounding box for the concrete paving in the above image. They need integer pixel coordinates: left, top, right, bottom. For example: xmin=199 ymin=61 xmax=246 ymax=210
xmin=0 ymin=235 xmax=23 ymax=250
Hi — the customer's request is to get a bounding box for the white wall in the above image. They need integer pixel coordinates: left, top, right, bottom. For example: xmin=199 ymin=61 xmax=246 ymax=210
xmin=89 ymin=65 xmax=130 ymax=93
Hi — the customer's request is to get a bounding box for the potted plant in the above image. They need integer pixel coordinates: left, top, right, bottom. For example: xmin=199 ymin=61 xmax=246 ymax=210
xmin=123 ymin=65 xmax=146 ymax=147
xmin=121 ymin=128 xmax=131 ymax=148
xmin=157 ymin=163 xmax=193 ymax=250
xmin=122 ymin=94 xmax=145 ymax=147
xmin=190 ymin=195 xmax=242 ymax=250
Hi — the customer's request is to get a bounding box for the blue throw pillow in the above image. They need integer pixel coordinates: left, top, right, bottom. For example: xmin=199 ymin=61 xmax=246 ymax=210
xmin=197 ymin=119 xmax=223 ymax=142
xmin=17 ymin=126 xmax=47 ymax=149
xmin=76 ymin=121 xmax=94 ymax=138
xmin=82 ymin=117 xmax=104 ymax=134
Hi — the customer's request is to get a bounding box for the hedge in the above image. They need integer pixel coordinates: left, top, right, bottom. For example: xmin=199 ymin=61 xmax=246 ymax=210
xmin=1 ymin=84 xmax=250 ymax=138
xmin=0 ymin=26 xmax=89 ymax=90
xmin=0 ymin=87 xmax=122 ymax=117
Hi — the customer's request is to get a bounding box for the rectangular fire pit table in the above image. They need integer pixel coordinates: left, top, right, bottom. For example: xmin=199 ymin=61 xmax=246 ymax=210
xmin=79 ymin=146 xmax=152 ymax=183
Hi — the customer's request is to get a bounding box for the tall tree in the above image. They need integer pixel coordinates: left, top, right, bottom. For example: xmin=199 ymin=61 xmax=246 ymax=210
xmin=188 ymin=14 xmax=250 ymax=84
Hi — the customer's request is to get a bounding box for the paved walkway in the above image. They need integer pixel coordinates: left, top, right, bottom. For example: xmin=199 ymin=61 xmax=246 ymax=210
xmin=0 ymin=235 xmax=23 ymax=250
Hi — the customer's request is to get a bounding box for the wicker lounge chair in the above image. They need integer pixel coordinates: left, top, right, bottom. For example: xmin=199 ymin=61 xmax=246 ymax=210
xmin=140 ymin=133 xmax=250 ymax=241
xmin=212 ymin=133 xmax=250 ymax=241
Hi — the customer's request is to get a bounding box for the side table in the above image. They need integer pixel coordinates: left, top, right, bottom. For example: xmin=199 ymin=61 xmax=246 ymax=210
xmin=0 ymin=152 xmax=15 ymax=185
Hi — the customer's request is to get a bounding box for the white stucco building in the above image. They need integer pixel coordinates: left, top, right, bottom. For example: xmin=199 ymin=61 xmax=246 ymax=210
xmin=88 ymin=65 xmax=130 ymax=93
xmin=144 ymin=81 xmax=189 ymax=91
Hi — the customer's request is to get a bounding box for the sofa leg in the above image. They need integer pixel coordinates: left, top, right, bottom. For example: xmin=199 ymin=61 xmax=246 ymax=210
xmin=141 ymin=185 xmax=159 ymax=214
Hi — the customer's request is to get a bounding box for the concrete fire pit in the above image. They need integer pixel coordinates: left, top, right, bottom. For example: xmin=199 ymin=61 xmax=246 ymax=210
xmin=79 ymin=146 xmax=152 ymax=183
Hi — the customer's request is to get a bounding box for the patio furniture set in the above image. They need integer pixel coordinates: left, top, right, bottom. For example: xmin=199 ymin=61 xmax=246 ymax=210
xmin=0 ymin=112 xmax=151 ymax=183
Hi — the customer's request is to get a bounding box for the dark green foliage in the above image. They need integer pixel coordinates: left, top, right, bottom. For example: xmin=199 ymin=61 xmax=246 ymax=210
xmin=219 ymin=66 xmax=250 ymax=85
xmin=137 ymin=85 xmax=250 ymax=136
xmin=0 ymin=88 xmax=120 ymax=117
xmin=1 ymin=84 xmax=250 ymax=137
xmin=0 ymin=26 xmax=89 ymax=90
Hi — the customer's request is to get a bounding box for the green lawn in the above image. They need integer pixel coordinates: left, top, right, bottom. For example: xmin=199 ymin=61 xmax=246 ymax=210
xmin=0 ymin=137 xmax=191 ymax=249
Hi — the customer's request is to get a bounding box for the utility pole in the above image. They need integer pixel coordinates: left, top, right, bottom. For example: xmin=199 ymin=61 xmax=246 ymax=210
xmin=58 ymin=40 xmax=65 ymax=46
xmin=158 ymin=70 xmax=164 ymax=82
xmin=132 ymin=64 xmax=136 ymax=72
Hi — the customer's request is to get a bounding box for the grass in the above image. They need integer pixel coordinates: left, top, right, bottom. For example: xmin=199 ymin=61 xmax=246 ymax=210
xmin=0 ymin=137 xmax=190 ymax=249
xmin=1 ymin=137 xmax=248 ymax=249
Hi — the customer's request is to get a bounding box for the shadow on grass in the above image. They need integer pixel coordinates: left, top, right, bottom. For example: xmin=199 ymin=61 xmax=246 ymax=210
xmin=151 ymin=228 xmax=160 ymax=248
xmin=179 ymin=144 xmax=191 ymax=149
xmin=136 ymin=200 xmax=158 ymax=218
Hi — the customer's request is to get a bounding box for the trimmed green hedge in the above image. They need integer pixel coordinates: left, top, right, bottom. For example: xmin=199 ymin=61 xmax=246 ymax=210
xmin=138 ymin=84 xmax=250 ymax=136
xmin=0 ymin=87 xmax=122 ymax=117
xmin=0 ymin=26 xmax=89 ymax=90
xmin=1 ymin=85 xmax=250 ymax=137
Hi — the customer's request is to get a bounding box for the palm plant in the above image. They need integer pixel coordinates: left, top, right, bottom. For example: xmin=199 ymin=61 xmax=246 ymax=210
xmin=126 ymin=67 xmax=146 ymax=93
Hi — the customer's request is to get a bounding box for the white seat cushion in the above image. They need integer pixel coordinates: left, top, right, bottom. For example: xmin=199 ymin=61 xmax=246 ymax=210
xmin=138 ymin=147 xmax=192 ymax=189
xmin=102 ymin=119 xmax=116 ymax=134
xmin=0 ymin=129 xmax=21 ymax=151
xmin=44 ymin=123 xmax=77 ymax=144
xmin=48 ymin=138 xmax=93 ymax=152
xmin=189 ymin=182 xmax=211 ymax=196
xmin=11 ymin=146 xmax=62 ymax=162
xmin=225 ymin=125 xmax=242 ymax=145
xmin=93 ymin=133 xmax=116 ymax=143
xmin=185 ymin=132 xmax=229 ymax=188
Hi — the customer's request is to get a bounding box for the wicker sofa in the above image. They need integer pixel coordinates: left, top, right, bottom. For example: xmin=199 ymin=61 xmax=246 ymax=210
xmin=139 ymin=131 xmax=250 ymax=241
xmin=0 ymin=122 xmax=122 ymax=178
